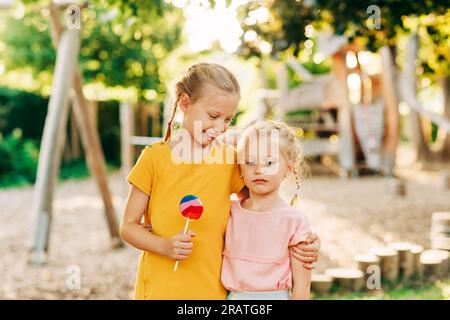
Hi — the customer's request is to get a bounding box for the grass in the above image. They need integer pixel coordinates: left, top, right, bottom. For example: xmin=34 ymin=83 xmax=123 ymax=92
xmin=314 ymin=280 xmax=450 ymax=300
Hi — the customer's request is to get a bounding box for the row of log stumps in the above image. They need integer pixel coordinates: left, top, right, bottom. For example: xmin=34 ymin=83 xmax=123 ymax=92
xmin=311 ymin=212 xmax=450 ymax=296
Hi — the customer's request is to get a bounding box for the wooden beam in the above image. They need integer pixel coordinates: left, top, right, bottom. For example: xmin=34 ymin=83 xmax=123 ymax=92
xmin=380 ymin=46 xmax=400 ymax=176
xmin=331 ymin=51 xmax=357 ymax=177
xmin=48 ymin=3 xmax=122 ymax=247
xmin=120 ymin=101 xmax=135 ymax=177
xmin=29 ymin=27 xmax=80 ymax=266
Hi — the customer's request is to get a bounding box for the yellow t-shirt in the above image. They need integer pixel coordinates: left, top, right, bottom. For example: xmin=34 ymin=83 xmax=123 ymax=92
xmin=126 ymin=141 xmax=244 ymax=300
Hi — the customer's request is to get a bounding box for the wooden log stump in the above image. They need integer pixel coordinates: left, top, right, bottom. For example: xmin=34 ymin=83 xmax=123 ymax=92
xmin=422 ymin=250 xmax=449 ymax=276
xmin=354 ymin=253 xmax=380 ymax=285
xmin=430 ymin=235 xmax=450 ymax=251
xmin=410 ymin=244 xmax=424 ymax=280
xmin=420 ymin=251 xmax=445 ymax=281
xmin=388 ymin=242 xmax=414 ymax=280
xmin=325 ymin=268 xmax=365 ymax=292
xmin=370 ymin=247 xmax=399 ymax=284
xmin=311 ymin=274 xmax=333 ymax=295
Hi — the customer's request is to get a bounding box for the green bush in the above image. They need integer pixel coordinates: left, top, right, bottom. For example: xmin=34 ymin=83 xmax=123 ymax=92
xmin=0 ymin=87 xmax=48 ymax=142
xmin=0 ymin=129 xmax=39 ymax=188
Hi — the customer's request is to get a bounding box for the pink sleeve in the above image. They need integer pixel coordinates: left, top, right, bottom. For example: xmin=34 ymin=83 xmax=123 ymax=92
xmin=289 ymin=213 xmax=312 ymax=246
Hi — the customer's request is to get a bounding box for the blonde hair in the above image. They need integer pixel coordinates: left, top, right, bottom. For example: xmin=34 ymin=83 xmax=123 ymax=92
xmin=238 ymin=121 xmax=308 ymax=206
xmin=164 ymin=62 xmax=241 ymax=141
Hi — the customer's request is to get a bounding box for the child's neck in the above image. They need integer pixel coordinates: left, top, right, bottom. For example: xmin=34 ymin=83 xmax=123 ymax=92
xmin=243 ymin=189 xmax=287 ymax=212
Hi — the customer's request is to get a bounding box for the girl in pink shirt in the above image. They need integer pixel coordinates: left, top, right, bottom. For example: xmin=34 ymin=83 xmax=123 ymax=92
xmin=221 ymin=121 xmax=312 ymax=300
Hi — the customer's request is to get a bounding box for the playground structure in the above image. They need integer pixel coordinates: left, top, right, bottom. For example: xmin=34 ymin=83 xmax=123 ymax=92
xmin=250 ymin=34 xmax=450 ymax=178
xmin=29 ymin=2 xmax=122 ymax=267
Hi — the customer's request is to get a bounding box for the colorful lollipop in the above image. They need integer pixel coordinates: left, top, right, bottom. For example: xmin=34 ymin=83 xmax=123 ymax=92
xmin=174 ymin=195 xmax=203 ymax=271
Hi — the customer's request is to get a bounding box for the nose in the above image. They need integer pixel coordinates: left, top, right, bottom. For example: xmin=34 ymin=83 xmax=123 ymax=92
xmin=254 ymin=163 xmax=262 ymax=174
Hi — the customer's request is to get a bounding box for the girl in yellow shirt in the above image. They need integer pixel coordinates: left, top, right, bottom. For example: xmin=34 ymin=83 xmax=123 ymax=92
xmin=120 ymin=62 xmax=320 ymax=300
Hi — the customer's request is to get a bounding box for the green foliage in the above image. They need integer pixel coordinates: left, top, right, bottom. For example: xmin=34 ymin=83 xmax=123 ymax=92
xmin=0 ymin=87 xmax=126 ymax=187
xmin=1 ymin=1 xmax=183 ymax=100
xmin=238 ymin=0 xmax=449 ymax=78
xmin=0 ymin=87 xmax=48 ymax=142
xmin=0 ymin=127 xmax=120 ymax=188
xmin=96 ymin=100 xmax=121 ymax=166
xmin=0 ymin=129 xmax=40 ymax=188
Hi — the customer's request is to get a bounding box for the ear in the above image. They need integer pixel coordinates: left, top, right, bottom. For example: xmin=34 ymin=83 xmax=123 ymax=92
xmin=286 ymin=162 xmax=294 ymax=176
xmin=178 ymin=93 xmax=191 ymax=113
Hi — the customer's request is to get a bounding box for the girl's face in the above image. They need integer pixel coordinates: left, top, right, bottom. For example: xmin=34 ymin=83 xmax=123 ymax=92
xmin=179 ymin=84 xmax=239 ymax=147
xmin=239 ymin=138 xmax=292 ymax=196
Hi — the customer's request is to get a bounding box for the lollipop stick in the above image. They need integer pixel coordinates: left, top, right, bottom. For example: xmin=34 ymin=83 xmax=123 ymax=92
xmin=174 ymin=217 xmax=190 ymax=272
xmin=182 ymin=217 xmax=190 ymax=234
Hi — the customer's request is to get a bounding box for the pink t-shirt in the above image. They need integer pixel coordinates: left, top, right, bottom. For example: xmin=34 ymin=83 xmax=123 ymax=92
xmin=221 ymin=200 xmax=311 ymax=292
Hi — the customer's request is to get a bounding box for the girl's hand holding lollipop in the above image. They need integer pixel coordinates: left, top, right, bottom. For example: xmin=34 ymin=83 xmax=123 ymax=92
xmin=173 ymin=195 xmax=203 ymax=271
xmin=165 ymin=230 xmax=196 ymax=261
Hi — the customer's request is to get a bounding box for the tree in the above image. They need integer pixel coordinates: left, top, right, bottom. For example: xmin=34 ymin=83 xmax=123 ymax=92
xmin=1 ymin=0 xmax=183 ymax=101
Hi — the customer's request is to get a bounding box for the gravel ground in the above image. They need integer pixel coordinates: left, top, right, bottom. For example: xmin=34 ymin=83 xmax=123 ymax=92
xmin=1 ymin=162 xmax=449 ymax=299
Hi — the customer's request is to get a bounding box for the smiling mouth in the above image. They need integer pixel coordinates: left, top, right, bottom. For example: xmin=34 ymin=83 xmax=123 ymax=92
xmin=204 ymin=131 xmax=218 ymax=142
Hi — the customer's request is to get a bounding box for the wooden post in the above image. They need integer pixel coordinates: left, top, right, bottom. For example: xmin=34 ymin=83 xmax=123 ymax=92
xmin=388 ymin=242 xmax=414 ymax=281
xmin=410 ymin=244 xmax=424 ymax=281
xmin=48 ymin=3 xmax=122 ymax=248
xmin=423 ymin=250 xmax=449 ymax=276
xmin=149 ymin=103 xmax=161 ymax=137
xmin=120 ymin=101 xmax=134 ymax=177
xmin=325 ymin=268 xmax=365 ymax=292
xmin=29 ymin=27 xmax=80 ymax=266
xmin=311 ymin=274 xmax=333 ymax=295
xmin=89 ymin=100 xmax=98 ymax=131
xmin=354 ymin=253 xmax=380 ymax=285
xmin=140 ymin=103 xmax=148 ymax=137
xmin=405 ymin=35 xmax=431 ymax=162
xmin=370 ymin=247 xmax=400 ymax=284
xmin=379 ymin=46 xmax=400 ymax=177
xmin=331 ymin=51 xmax=356 ymax=177
xmin=420 ymin=250 xmax=445 ymax=281
xmin=70 ymin=101 xmax=81 ymax=159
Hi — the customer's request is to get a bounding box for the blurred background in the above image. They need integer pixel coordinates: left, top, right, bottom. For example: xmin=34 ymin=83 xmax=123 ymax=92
xmin=0 ymin=0 xmax=449 ymax=299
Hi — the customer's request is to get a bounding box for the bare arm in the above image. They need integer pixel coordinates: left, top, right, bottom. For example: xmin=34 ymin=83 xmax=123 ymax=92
xmin=120 ymin=185 xmax=194 ymax=261
xmin=290 ymin=247 xmax=311 ymax=300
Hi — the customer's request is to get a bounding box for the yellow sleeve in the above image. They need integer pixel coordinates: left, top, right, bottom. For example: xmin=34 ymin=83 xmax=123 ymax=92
xmin=230 ymin=164 xmax=245 ymax=194
xmin=126 ymin=146 xmax=154 ymax=196
xmin=230 ymin=146 xmax=244 ymax=194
